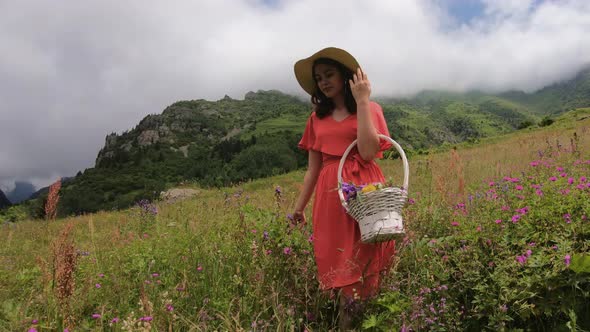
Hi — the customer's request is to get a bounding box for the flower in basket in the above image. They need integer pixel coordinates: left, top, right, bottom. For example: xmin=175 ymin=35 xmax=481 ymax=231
xmin=341 ymin=182 xmax=386 ymax=203
xmin=361 ymin=184 xmax=378 ymax=193
xmin=341 ymin=182 xmax=360 ymax=202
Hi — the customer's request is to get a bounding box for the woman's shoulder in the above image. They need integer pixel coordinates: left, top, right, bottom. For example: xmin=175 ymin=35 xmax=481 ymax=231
xmin=369 ymin=100 xmax=383 ymax=113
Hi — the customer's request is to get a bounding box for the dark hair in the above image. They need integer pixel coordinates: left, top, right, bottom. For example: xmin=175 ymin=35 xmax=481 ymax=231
xmin=311 ymin=58 xmax=357 ymax=119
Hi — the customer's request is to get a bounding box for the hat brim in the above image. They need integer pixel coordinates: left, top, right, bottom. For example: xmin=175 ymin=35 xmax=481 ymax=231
xmin=294 ymin=47 xmax=360 ymax=96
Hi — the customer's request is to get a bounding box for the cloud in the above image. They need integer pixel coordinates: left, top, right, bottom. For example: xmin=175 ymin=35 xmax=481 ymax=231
xmin=1 ymin=0 xmax=589 ymax=190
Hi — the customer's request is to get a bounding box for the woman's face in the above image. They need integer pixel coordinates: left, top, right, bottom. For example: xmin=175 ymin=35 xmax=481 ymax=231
xmin=313 ymin=63 xmax=345 ymax=99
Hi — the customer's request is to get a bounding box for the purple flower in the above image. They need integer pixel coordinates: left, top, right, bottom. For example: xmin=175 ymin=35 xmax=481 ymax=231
xmin=526 ymin=250 xmax=532 ymax=257
xmin=549 ymin=176 xmax=557 ymax=182
xmin=495 ymin=219 xmax=502 ymax=224
xmin=564 ymin=255 xmax=571 ymax=266
xmin=275 ymin=186 xmax=282 ymax=194
xmin=451 ymin=221 xmax=459 ymax=226
xmin=500 ymin=304 xmax=508 ymax=313
xmin=92 ymin=313 xmax=101 ymax=319
xmin=283 ymin=247 xmax=292 ymax=255
xmin=580 ymin=176 xmax=587 ymax=183
xmin=511 ymin=215 xmax=520 ymax=223
xmin=139 ymin=316 xmax=153 ymax=322
xmin=28 ymin=329 xmax=37 ymax=332
xmin=111 ymin=317 xmax=120 ymax=323
xmin=95 ymin=283 xmax=101 ymax=288
xmin=515 ymin=185 xmax=523 ymax=191
xmin=560 ymin=172 xmax=567 ymax=177
xmin=31 ymin=319 xmax=38 ymax=324
xmin=263 ymin=230 xmax=269 ymax=240
xmin=564 ymin=214 xmax=571 ymax=223
xmin=516 ymin=255 xmax=527 ymax=265
xmin=98 ymin=273 xmax=105 ymax=277
xmin=166 ymin=304 xmax=174 ymax=312
xmin=152 ymin=273 xmax=159 ymax=277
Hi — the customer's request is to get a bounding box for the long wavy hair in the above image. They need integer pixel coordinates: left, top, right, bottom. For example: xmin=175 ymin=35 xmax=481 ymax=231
xmin=311 ymin=57 xmax=357 ymax=119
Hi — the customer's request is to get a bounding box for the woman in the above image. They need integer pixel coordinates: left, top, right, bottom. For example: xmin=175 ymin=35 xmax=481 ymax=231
xmin=292 ymin=47 xmax=396 ymax=328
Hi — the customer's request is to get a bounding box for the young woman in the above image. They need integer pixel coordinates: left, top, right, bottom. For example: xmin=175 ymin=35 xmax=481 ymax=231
xmin=292 ymin=47 xmax=396 ymax=328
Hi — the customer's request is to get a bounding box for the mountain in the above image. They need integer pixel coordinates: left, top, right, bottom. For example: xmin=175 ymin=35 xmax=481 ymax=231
xmin=28 ymin=177 xmax=74 ymax=200
xmin=499 ymin=67 xmax=590 ymax=114
xmin=6 ymin=181 xmax=35 ymax=204
xmin=23 ymin=68 xmax=590 ymax=217
xmin=0 ymin=189 xmax=11 ymax=209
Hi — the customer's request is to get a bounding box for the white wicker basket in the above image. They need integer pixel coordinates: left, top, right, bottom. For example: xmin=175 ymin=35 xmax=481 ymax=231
xmin=337 ymin=134 xmax=409 ymax=243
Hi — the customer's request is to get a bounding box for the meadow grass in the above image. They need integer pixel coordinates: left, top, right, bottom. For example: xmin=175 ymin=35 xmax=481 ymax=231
xmin=1 ymin=115 xmax=589 ymax=331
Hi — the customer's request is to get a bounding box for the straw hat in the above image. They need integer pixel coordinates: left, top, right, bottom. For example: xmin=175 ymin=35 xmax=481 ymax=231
xmin=294 ymin=47 xmax=360 ymax=95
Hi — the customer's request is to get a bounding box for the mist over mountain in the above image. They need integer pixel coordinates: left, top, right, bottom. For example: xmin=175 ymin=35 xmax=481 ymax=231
xmin=6 ymin=181 xmax=35 ymax=204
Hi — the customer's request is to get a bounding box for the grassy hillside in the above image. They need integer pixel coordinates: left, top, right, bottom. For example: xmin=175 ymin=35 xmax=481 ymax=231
xmin=10 ymin=68 xmax=589 ymax=219
xmin=1 ymin=110 xmax=589 ymax=331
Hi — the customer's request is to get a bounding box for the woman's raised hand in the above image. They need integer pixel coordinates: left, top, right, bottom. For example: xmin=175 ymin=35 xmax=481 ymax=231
xmin=349 ymin=67 xmax=371 ymax=103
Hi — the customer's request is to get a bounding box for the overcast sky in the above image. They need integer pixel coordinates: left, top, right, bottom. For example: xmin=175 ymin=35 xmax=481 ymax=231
xmin=1 ymin=0 xmax=590 ymax=192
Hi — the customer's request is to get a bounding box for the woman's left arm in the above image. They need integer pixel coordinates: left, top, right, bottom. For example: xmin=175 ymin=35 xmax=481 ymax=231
xmin=350 ymin=67 xmax=380 ymax=160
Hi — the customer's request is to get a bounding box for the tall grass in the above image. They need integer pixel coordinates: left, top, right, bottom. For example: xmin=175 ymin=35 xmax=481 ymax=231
xmin=0 ymin=117 xmax=588 ymax=331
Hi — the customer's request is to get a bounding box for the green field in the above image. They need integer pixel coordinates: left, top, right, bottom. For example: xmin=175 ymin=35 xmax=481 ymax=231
xmin=1 ymin=112 xmax=589 ymax=331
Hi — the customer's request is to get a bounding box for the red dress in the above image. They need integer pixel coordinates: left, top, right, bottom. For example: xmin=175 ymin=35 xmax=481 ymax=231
xmin=298 ymin=101 xmax=396 ymax=300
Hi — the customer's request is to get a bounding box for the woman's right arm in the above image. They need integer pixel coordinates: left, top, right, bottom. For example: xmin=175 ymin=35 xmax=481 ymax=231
xmin=293 ymin=150 xmax=322 ymax=223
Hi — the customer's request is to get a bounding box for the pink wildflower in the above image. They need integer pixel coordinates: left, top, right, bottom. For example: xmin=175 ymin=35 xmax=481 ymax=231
xmin=488 ymin=181 xmax=495 ymax=186
xmin=564 ymin=255 xmax=571 ymax=267
xmin=111 ymin=317 xmax=120 ymax=323
xmin=283 ymin=247 xmax=293 ymax=255
xmin=580 ymin=176 xmax=587 ymax=183
xmin=549 ymin=176 xmax=557 ymax=182
xmin=495 ymin=219 xmax=502 ymax=224
xmin=560 ymin=172 xmax=567 ymax=177
xmin=511 ymin=215 xmax=520 ymax=223
xmin=536 ymin=189 xmax=544 ymax=196
xmin=451 ymin=221 xmax=459 ymax=226
xmin=92 ymin=313 xmax=101 ymax=319
xmin=515 ymin=185 xmax=523 ymax=191
xmin=95 ymin=283 xmax=101 ymax=288
xmin=516 ymin=255 xmax=527 ymax=265
xmin=568 ymin=178 xmax=574 ymax=185
xmin=197 ymin=265 xmax=203 ymax=271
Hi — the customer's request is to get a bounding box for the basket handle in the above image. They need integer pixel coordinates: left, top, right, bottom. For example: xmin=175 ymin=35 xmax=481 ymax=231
xmin=337 ymin=134 xmax=409 ymax=211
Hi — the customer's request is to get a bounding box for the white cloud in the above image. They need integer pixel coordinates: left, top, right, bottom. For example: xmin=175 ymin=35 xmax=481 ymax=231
xmin=1 ymin=0 xmax=590 ymax=189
